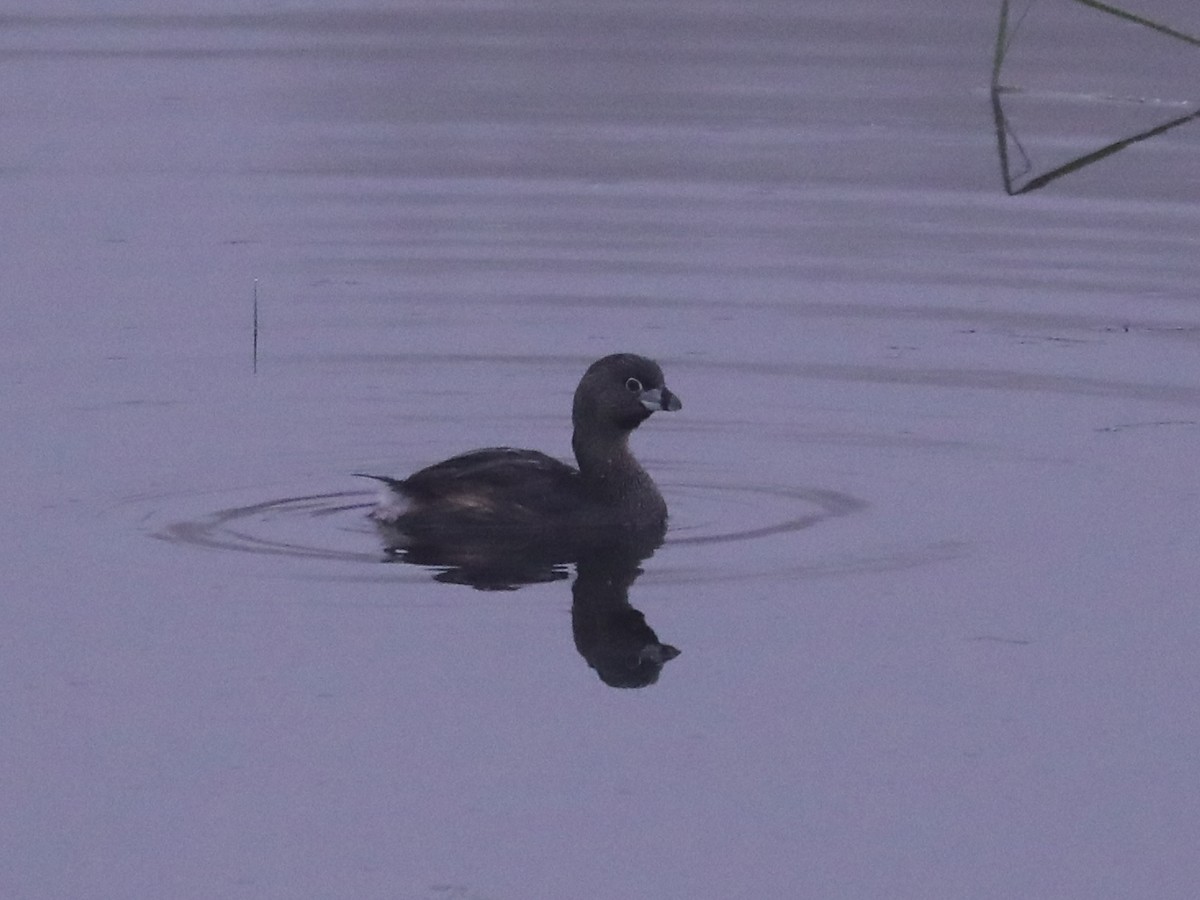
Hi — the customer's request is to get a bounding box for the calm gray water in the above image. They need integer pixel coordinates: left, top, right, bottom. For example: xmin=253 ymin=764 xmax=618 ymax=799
xmin=4 ymin=2 xmax=1200 ymax=898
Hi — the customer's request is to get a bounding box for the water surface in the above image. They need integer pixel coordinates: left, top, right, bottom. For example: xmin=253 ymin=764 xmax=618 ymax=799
xmin=3 ymin=2 xmax=1199 ymax=898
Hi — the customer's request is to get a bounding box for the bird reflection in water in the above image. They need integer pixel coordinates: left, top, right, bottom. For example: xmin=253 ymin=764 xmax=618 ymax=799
xmin=569 ymin=540 xmax=680 ymax=689
xmin=374 ymin=523 xmax=680 ymax=689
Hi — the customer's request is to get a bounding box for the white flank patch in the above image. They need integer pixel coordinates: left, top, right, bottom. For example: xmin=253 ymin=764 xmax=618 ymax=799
xmin=368 ymin=482 xmax=410 ymax=524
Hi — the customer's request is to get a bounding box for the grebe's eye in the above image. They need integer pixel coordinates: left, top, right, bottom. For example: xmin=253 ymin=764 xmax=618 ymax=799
xmin=625 ymin=377 xmax=643 ymax=393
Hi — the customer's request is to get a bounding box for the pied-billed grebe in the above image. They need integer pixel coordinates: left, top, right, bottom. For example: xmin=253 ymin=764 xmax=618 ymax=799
xmin=358 ymin=353 xmax=682 ymax=541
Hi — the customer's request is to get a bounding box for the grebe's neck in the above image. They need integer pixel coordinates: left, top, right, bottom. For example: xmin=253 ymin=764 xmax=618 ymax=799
xmin=572 ymin=423 xmax=665 ymax=520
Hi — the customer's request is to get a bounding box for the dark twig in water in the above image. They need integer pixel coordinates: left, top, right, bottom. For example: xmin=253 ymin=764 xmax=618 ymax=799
xmin=1071 ymin=0 xmax=1200 ymax=47
xmin=991 ymin=0 xmax=1200 ymax=194
xmin=993 ymin=102 xmax=1200 ymax=195
xmin=252 ymin=279 xmax=259 ymax=374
